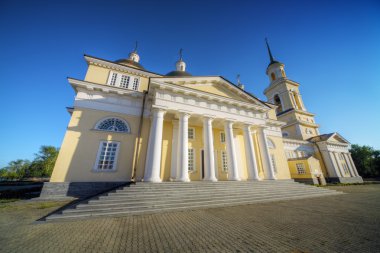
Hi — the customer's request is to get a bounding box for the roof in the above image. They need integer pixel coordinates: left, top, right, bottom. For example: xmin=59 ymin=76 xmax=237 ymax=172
xmin=308 ymin=132 xmax=350 ymax=144
xmin=165 ymin=70 xmax=192 ymax=77
xmin=115 ymin=59 xmax=145 ymax=70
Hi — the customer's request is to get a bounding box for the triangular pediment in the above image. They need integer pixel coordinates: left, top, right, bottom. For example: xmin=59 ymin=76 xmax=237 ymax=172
xmin=154 ymin=76 xmax=269 ymax=108
xmin=328 ymin=133 xmax=350 ymax=144
xmin=309 ymin=132 xmax=350 ymax=144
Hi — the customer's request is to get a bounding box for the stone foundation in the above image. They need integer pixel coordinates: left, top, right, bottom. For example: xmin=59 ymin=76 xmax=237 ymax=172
xmin=326 ymin=176 xmax=364 ymax=184
xmin=39 ymin=182 xmax=129 ymax=200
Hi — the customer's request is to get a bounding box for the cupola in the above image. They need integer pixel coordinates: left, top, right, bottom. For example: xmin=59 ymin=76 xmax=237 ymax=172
xmin=115 ymin=41 xmax=145 ymax=70
xmin=166 ymin=49 xmax=192 ymax=77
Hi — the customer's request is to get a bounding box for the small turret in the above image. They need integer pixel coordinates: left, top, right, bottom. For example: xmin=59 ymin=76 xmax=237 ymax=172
xmin=166 ymin=49 xmax=192 ymax=77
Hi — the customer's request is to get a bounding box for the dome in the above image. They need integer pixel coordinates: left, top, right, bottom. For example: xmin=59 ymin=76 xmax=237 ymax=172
xmin=165 ymin=70 xmax=192 ymax=77
xmin=115 ymin=59 xmax=145 ymax=70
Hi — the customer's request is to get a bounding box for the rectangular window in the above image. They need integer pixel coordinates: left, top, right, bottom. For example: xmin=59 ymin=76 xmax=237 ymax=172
xmin=119 ymin=75 xmax=130 ymax=88
xmin=220 ymin=132 xmax=226 ymax=143
xmin=221 ymin=151 xmax=228 ymax=172
xmin=95 ymin=141 xmax=120 ymax=171
xmin=296 ymin=163 xmax=306 ymax=174
xmin=188 ymin=128 xmax=195 ymax=139
xmin=132 ymin=77 xmax=139 ymax=90
xmin=188 ymin=148 xmax=195 ymax=171
xmin=270 ymin=154 xmax=277 ymax=173
xmin=109 ymin=72 xmax=118 ymax=86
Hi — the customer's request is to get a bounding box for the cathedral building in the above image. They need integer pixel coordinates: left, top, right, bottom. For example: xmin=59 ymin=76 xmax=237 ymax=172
xmin=42 ymin=42 xmax=362 ymax=198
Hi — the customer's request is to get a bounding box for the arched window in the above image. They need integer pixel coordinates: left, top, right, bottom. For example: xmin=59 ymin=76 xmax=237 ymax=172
xmin=95 ymin=118 xmax=130 ymax=133
xmin=271 ymin=73 xmax=276 ymax=81
xmin=273 ymin=94 xmax=283 ymax=114
xmin=267 ymin=138 xmax=275 ymax=149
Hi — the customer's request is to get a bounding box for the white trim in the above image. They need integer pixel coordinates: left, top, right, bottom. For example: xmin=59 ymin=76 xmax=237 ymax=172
xmin=84 ymin=55 xmax=162 ymax=78
xmin=93 ymin=141 xmax=120 ymax=172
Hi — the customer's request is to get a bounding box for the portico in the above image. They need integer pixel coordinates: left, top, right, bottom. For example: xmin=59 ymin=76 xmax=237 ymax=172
xmin=143 ymin=77 xmax=286 ymax=182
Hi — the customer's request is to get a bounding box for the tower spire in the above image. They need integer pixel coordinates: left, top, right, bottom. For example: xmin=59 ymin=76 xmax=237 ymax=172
xmin=265 ymin=38 xmax=275 ymax=63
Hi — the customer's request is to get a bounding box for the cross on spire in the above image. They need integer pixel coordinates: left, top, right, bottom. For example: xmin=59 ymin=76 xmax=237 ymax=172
xmin=179 ymin=48 xmax=183 ymax=61
xmin=133 ymin=41 xmax=138 ymax=53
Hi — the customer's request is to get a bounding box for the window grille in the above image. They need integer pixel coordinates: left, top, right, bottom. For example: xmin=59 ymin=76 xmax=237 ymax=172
xmin=95 ymin=118 xmax=130 ymax=133
xmin=95 ymin=141 xmax=119 ymax=171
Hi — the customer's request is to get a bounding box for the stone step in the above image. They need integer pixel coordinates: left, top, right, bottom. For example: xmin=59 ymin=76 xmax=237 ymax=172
xmin=45 ymin=181 xmax=342 ymax=221
xmin=113 ymin=183 xmax=317 ymax=194
xmin=76 ymin=189 xmax=337 ymax=210
xmin=95 ymin=186 xmax=332 ymax=202
xmin=47 ymin=191 xmax=342 ymax=221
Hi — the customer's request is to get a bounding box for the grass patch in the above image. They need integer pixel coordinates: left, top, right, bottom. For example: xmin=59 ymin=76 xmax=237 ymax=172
xmin=0 ymin=198 xmax=19 ymax=204
xmin=36 ymin=202 xmax=62 ymax=209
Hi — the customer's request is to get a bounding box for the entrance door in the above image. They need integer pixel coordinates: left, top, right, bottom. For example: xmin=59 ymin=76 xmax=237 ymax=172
xmin=201 ymin=150 xmax=205 ymax=179
xmin=317 ymin=176 xmax=322 ymax=185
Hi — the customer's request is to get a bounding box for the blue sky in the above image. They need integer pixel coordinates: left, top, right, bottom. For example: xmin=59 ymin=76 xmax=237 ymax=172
xmin=0 ymin=0 xmax=379 ymax=167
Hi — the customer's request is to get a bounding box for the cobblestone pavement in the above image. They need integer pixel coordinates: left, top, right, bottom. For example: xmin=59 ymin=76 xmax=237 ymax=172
xmin=1 ymin=184 xmax=379 ymax=253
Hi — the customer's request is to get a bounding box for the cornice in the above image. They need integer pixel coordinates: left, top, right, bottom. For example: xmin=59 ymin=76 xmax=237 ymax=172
xmin=84 ymin=55 xmax=162 ymax=78
xmin=150 ymin=79 xmax=270 ymax=113
xmin=155 ymin=76 xmax=271 ymax=109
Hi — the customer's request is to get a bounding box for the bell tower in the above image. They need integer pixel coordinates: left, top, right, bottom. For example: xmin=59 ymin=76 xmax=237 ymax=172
xmin=263 ymin=39 xmax=320 ymax=141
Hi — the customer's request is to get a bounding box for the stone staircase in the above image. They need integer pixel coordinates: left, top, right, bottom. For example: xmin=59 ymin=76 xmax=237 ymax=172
xmin=46 ymin=180 xmax=343 ymax=221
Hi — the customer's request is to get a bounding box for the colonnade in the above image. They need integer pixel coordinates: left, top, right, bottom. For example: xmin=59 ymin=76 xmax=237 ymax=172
xmin=143 ymin=108 xmax=277 ymax=182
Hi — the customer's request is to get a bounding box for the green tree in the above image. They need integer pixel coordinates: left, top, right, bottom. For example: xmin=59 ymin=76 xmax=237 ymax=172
xmin=350 ymin=144 xmax=380 ymax=178
xmin=0 ymin=159 xmax=31 ymax=180
xmin=29 ymin=146 xmax=59 ymax=177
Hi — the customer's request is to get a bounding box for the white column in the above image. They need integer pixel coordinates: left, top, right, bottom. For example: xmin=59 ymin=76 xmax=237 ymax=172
xmin=177 ymin=112 xmax=191 ymax=182
xmin=348 ymin=152 xmax=360 ymax=177
xmin=224 ymin=120 xmax=240 ymax=181
xmin=243 ymin=125 xmax=260 ymax=180
xmin=144 ymin=108 xmax=165 ymax=182
xmin=170 ymin=120 xmax=179 ymax=180
xmin=203 ymin=116 xmax=217 ymax=181
xmin=333 ymin=152 xmax=346 ymax=177
xmin=342 ymin=153 xmax=355 ymax=177
xmin=328 ymin=151 xmax=342 ymax=178
xmin=256 ymin=127 xmax=276 ymax=180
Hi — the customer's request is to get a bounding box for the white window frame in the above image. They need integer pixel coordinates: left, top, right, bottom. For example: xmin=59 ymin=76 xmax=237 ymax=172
xmin=132 ymin=77 xmax=140 ymax=90
xmin=107 ymin=71 xmax=140 ymax=91
xmin=94 ymin=117 xmax=131 ymax=133
xmin=93 ymin=141 xmax=120 ymax=172
xmin=188 ymin=127 xmax=195 ymax=140
xmin=188 ymin=148 xmax=195 ymax=172
xmin=221 ymin=150 xmax=228 ymax=172
xmin=220 ymin=132 xmax=226 ymax=143
xmin=108 ymin=72 xmax=118 ymax=86
xmin=296 ymin=163 xmax=306 ymax=174
xmin=119 ymin=74 xmax=130 ymax=89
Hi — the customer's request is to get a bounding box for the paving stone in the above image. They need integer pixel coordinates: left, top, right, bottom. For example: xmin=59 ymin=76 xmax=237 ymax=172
xmin=0 ymin=185 xmax=380 ymax=252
